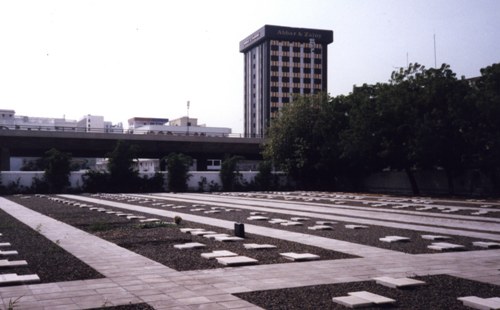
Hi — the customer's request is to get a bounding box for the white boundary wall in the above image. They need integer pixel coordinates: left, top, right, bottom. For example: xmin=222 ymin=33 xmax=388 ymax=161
xmin=0 ymin=171 xmax=259 ymax=192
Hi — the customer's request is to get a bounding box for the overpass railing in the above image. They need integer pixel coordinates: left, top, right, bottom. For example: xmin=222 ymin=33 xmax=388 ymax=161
xmin=0 ymin=124 xmax=264 ymax=139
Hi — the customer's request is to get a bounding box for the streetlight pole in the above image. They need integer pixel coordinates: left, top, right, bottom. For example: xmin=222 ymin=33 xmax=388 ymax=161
xmin=187 ymin=100 xmax=190 ymax=136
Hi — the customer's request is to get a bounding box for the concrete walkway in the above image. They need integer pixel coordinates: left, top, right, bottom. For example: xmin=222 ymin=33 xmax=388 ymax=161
xmin=0 ymin=194 xmax=499 ymax=309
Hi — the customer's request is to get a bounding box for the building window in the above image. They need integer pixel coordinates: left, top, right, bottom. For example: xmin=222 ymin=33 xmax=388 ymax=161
xmin=271 ymin=45 xmax=279 ymax=51
xmin=282 ymin=77 xmax=290 ymax=83
xmin=316 ymin=68 xmax=322 ymax=74
xmin=282 ymin=97 xmax=290 ymax=103
xmin=271 ymin=76 xmax=279 ymax=82
xmin=271 ymin=66 xmax=279 ymax=72
xmin=303 ymin=88 xmax=311 ymax=94
xmin=282 ymin=66 xmax=289 ymax=72
xmin=271 ymin=96 xmax=279 ymax=102
xmin=282 ymin=56 xmax=290 ymax=62
xmin=304 ymin=58 xmax=311 ymax=63
xmin=314 ymin=58 xmax=322 ymax=64
xmin=271 ymin=86 xmax=279 ymax=92
xmin=293 ymin=57 xmax=300 ymax=63
xmin=292 ymin=88 xmax=300 ymax=93
xmin=282 ymin=46 xmax=290 ymax=52
xmin=304 ymin=48 xmax=311 ymax=53
xmin=314 ymin=79 xmax=322 ymax=84
xmin=271 ymin=55 xmax=279 ymax=61
xmin=282 ymin=87 xmax=290 ymax=92
xmin=304 ymin=78 xmax=311 ymax=84
xmin=304 ymin=68 xmax=311 ymax=74
xmin=293 ymin=47 xmax=300 ymax=52
xmin=292 ymin=77 xmax=300 ymax=83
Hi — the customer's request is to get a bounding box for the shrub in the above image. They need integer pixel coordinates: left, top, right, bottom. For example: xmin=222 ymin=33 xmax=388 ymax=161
xmin=174 ymin=215 xmax=182 ymax=225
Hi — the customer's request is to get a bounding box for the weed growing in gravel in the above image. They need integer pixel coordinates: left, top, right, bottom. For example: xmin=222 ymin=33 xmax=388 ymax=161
xmin=8 ymin=296 xmax=22 ymax=309
xmin=174 ymin=216 xmax=182 ymax=225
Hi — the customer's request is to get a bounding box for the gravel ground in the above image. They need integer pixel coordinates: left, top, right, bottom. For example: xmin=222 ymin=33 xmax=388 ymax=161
xmin=92 ymin=193 xmax=498 ymax=254
xmin=0 ymin=206 xmax=103 ymax=285
xmin=3 ymin=193 xmax=500 ymax=310
xmin=235 ymin=274 xmax=500 ymax=309
xmin=7 ymin=195 xmax=355 ymax=272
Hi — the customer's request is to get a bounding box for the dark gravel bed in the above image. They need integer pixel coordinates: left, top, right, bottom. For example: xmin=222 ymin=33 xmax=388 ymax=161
xmin=7 ymin=195 xmax=355 ymax=272
xmin=0 ymin=205 xmax=103 ymax=285
xmin=235 ymin=274 xmax=500 ymax=309
xmin=88 ymin=303 xmax=154 ymax=310
xmin=96 ymin=194 xmax=497 ymax=255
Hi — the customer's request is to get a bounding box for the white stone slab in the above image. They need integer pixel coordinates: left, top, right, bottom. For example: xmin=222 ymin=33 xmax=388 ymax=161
xmin=348 ymin=291 xmax=396 ymax=305
xmin=139 ymin=218 xmax=161 ymax=223
xmin=0 ymin=243 xmax=11 ymax=247
xmin=105 ymin=211 xmax=118 ymax=214
xmin=345 ymin=225 xmax=368 ymax=229
xmin=268 ymin=219 xmax=288 ymax=224
xmin=203 ymin=233 xmax=229 ymax=239
xmin=190 ymin=208 xmax=206 ymax=212
xmin=243 ymin=243 xmax=277 ymax=250
xmin=472 ymin=241 xmax=500 ymax=249
xmin=116 ymin=213 xmax=134 ymax=217
xmin=280 ymin=252 xmax=320 ymax=261
xmin=373 ymin=276 xmax=426 ymax=288
xmin=172 ymin=205 xmax=186 ymax=209
xmin=214 ymin=236 xmax=244 ymax=242
xmin=0 ymin=259 xmax=28 ymax=268
xmin=290 ymin=217 xmax=310 ymax=222
xmin=379 ymin=236 xmax=410 ymax=243
xmin=216 ymin=256 xmax=258 ymax=266
xmin=428 ymin=242 xmax=465 ymax=251
xmin=247 ymin=216 xmax=269 ymax=221
xmin=191 ymin=230 xmax=217 ymax=236
xmin=180 ymin=228 xmax=205 ymax=234
xmin=316 ymin=221 xmax=337 ymax=225
xmin=280 ymin=221 xmax=303 ymax=226
xmin=308 ymin=225 xmax=333 ymax=231
xmin=250 ymin=212 xmax=266 ymax=215
xmin=204 ymin=210 xmax=221 ymax=214
xmin=0 ymin=273 xmax=40 ymax=285
xmin=458 ymin=296 xmax=500 ymax=310
xmin=0 ymin=250 xmax=18 ymax=256
xmin=201 ymin=250 xmax=238 ymax=259
xmin=173 ymin=242 xmax=206 ymax=249
xmin=126 ymin=215 xmax=146 ymax=220
xmin=421 ymin=235 xmax=451 ymax=241
xmin=332 ymin=295 xmax=373 ymax=308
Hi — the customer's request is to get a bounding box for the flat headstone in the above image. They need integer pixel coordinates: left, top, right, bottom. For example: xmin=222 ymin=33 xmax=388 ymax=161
xmin=244 ymin=243 xmax=277 ymax=250
xmin=269 ymin=219 xmax=288 ymax=224
xmin=332 ymin=295 xmax=373 ymax=308
xmin=458 ymin=296 xmax=500 ymax=310
xmin=442 ymin=208 xmax=460 ymax=213
xmin=345 ymin=224 xmax=368 ymax=229
xmin=201 ymin=250 xmax=238 ymax=259
xmin=0 ymin=251 xmax=19 ymax=256
xmin=0 ymin=273 xmax=40 ymax=285
xmin=172 ymin=205 xmax=186 ymax=209
xmin=280 ymin=252 xmax=320 ymax=261
xmin=204 ymin=210 xmax=221 ymax=214
xmin=373 ymin=276 xmax=426 ymax=288
xmin=290 ymin=217 xmax=310 ymax=222
xmin=379 ymin=236 xmax=410 ymax=243
xmin=250 ymin=212 xmax=266 ymax=215
xmin=316 ymin=221 xmax=337 ymax=225
xmin=106 ymin=211 xmax=118 ymax=214
xmin=416 ymin=206 xmax=434 ymax=211
xmin=247 ymin=216 xmax=269 ymax=221
xmin=428 ymin=242 xmax=465 ymax=251
xmin=203 ymin=234 xmax=229 ymax=239
xmin=216 ymin=256 xmax=258 ymax=266
xmin=0 ymin=243 xmax=11 ymax=247
xmin=191 ymin=230 xmax=218 ymax=236
xmin=180 ymin=228 xmax=205 ymax=234
xmin=472 ymin=241 xmax=500 ymax=249
xmin=308 ymin=225 xmax=333 ymax=231
xmin=190 ymin=208 xmax=206 ymax=212
xmin=214 ymin=236 xmax=244 ymax=242
xmin=0 ymin=259 xmax=28 ymax=268
xmin=126 ymin=215 xmax=146 ymax=220
xmin=139 ymin=218 xmax=161 ymax=223
xmin=472 ymin=210 xmax=490 ymax=215
xmin=348 ymin=291 xmax=396 ymax=305
xmin=173 ymin=242 xmax=206 ymax=250
xmin=116 ymin=213 xmax=134 ymax=217
xmin=281 ymin=221 xmax=303 ymax=226
xmin=421 ymin=235 xmax=451 ymax=241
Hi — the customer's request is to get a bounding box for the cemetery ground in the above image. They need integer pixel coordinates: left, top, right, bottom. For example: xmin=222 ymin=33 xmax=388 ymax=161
xmin=0 ymin=192 xmax=499 ymax=309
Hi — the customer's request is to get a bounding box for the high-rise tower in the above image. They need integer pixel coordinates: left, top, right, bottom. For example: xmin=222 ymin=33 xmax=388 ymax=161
xmin=240 ymin=25 xmax=333 ymax=137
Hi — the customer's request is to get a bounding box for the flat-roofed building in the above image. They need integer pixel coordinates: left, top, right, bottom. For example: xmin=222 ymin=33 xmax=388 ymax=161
xmin=240 ymin=25 xmax=333 ymax=137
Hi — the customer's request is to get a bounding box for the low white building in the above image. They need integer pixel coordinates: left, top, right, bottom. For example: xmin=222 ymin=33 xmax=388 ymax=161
xmin=128 ymin=116 xmax=231 ymax=137
xmin=0 ymin=109 xmax=123 ymax=133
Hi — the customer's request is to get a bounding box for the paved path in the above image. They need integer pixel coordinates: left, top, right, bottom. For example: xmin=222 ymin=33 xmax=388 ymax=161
xmin=0 ymin=193 xmax=499 ymax=310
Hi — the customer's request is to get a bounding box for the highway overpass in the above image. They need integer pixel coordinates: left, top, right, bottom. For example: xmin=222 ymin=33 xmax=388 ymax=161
xmin=0 ymin=130 xmax=264 ymax=171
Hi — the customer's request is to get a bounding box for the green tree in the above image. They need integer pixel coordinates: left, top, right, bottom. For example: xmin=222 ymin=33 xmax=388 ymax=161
xmin=42 ymin=148 xmax=72 ymax=193
xmin=254 ymin=160 xmax=274 ymax=190
xmin=164 ymin=153 xmax=192 ymax=192
xmin=106 ymin=140 xmax=140 ymax=192
xmin=264 ymin=93 xmax=349 ymax=189
xmin=219 ymin=155 xmax=244 ymax=191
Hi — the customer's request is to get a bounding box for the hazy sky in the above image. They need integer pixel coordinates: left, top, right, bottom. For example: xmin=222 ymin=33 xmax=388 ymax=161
xmin=1 ymin=0 xmax=499 ymax=133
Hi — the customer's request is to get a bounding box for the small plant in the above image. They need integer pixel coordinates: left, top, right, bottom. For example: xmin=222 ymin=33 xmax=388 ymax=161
xmin=8 ymin=296 xmax=22 ymax=310
xmin=197 ymin=177 xmax=208 ymax=192
xmin=174 ymin=215 xmax=182 ymax=225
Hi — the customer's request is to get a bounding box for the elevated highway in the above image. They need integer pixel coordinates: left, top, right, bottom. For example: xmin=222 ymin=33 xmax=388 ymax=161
xmin=0 ymin=130 xmax=264 ymax=171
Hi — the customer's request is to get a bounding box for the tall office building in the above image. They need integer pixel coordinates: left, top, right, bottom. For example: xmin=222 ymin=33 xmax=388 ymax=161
xmin=240 ymin=25 xmax=333 ymax=137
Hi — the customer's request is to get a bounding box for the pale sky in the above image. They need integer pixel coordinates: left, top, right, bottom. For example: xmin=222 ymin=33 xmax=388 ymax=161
xmin=1 ymin=0 xmax=499 ymax=134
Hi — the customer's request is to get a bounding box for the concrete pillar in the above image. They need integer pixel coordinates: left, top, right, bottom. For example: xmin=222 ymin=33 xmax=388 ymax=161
xmin=0 ymin=147 xmax=10 ymax=171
